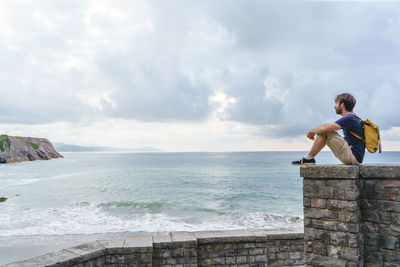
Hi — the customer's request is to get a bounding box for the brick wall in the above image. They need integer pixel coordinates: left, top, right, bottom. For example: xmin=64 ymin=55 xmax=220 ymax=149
xmin=359 ymin=165 xmax=400 ymax=266
xmin=301 ymin=164 xmax=400 ymax=267
xmin=4 ymin=228 xmax=304 ymax=267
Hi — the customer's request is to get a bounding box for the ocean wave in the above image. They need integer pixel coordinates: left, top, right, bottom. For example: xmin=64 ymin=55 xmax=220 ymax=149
xmin=11 ymin=173 xmax=78 ymax=186
xmin=0 ymin=202 xmax=302 ymax=237
xmin=103 ymin=201 xmax=170 ymax=209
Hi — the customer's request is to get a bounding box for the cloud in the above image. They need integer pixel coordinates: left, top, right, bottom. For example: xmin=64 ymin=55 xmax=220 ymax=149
xmin=1 ymin=0 xmax=400 ymax=142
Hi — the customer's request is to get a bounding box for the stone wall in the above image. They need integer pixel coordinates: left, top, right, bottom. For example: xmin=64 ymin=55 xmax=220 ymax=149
xmin=4 ymin=228 xmax=304 ymax=267
xmin=359 ymin=166 xmax=400 ymax=266
xmin=301 ymin=164 xmax=400 ymax=267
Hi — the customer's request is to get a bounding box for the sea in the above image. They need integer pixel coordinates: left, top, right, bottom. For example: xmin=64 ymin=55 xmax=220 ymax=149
xmin=0 ymin=151 xmax=399 ymax=264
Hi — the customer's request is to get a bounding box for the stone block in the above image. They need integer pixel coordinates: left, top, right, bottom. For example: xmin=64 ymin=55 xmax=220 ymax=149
xmin=338 ymin=210 xmax=361 ymax=223
xmin=390 ymin=188 xmax=400 ymax=201
xmin=170 ymin=247 xmax=185 ymax=257
xmin=167 ymin=258 xmax=176 ymax=264
xmin=362 ymin=210 xmax=391 ymax=224
xmin=311 ymin=198 xmax=327 ymax=208
xmin=107 ymin=254 xmax=127 ymax=264
xmin=304 ymin=228 xmax=329 ymax=243
xmin=359 ymin=180 xmax=382 ymax=199
xmin=212 ymin=257 xmax=225 ymax=265
xmin=304 ymin=197 xmax=311 ymax=207
xmin=232 ymin=243 xmax=245 ymax=249
xmin=304 ymin=208 xmax=337 ymax=220
xmin=244 ymin=243 xmax=256 ymax=248
xmin=65 ymin=241 xmax=106 ymax=262
xmin=195 ymin=229 xmax=254 ymax=242
xmin=304 ymin=241 xmax=313 ymax=253
xmin=364 ymin=258 xmax=384 ymax=267
xmin=170 ymin=231 xmax=197 ymax=245
xmin=249 ymin=248 xmax=264 ymax=255
xmin=361 ymin=199 xmax=377 ymax=210
xmin=293 ymin=258 xmax=305 ymax=266
xmin=97 ymin=239 xmax=125 ymax=254
xmin=329 ymin=231 xmax=347 ymax=246
xmin=303 ymin=185 xmax=335 ymax=198
xmin=236 ymin=256 xmax=247 ymax=264
xmin=377 ymin=200 xmax=400 ymax=212
xmin=139 ymin=253 xmax=152 ymax=264
xmin=254 ymin=254 xmax=268 ymax=262
xmin=153 ymin=233 xmax=172 ymax=247
xmin=347 ymin=233 xmax=363 ymax=248
xmin=327 ymin=179 xmax=357 ymax=187
xmin=268 ymin=252 xmax=277 ymax=259
xmin=312 ymin=242 xmax=327 ymax=256
xmin=364 ymin=245 xmax=384 ymax=261
xmin=304 ymin=179 xmax=326 ymax=186
xmin=345 ymin=186 xmax=361 ymax=200
xmin=360 ymin=165 xmax=400 ymax=178
xmin=379 ymin=224 xmax=400 ymax=237
xmin=289 ymin=251 xmax=303 ymax=260
xmin=327 ymin=199 xmax=358 ymax=211
xmin=124 ymin=235 xmax=153 ymax=250
xmin=362 ymin=221 xmax=379 ymax=233
xmin=265 ymin=232 xmax=304 ymax=240
xmin=382 ymin=180 xmax=400 ymax=188
xmin=327 ymin=245 xmax=361 ymax=262
xmin=335 ymin=186 xmax=360 ymax=200
xmin=226 ymin=257 xmax=236 ymax=264
xmin=376 ymin=188 xmax=394 ymax=200
xmin=365 ymin=232 xmax=400 ymax=250
xmin=384 ymin=249 xmax=400 ymax=263
xmin=392 ymin=212 xmax=400 ymax=225
xmin=336 ymin=222 xmax=359 ymax=233
xmin=300 ymin=165 xmax=359 ymax=179
xmin=268 ymin=259 xmax=284 ymax=267
xmin=310 ymin=219 xmax=337 ymax=230
xmin=153 ymin=248 xmax=170 ymax=258
xmin=267 ymin=245 xmax=279 ymax=253
xmin=279 ymin=245 xmax=289 ymax=252
xmin=276 ymin=252 xmax=288 ymax=259
xmin=347 ymin=261 xmax=363 ymax=267
xmin=305 ymin=254 xmax=347 ymax=267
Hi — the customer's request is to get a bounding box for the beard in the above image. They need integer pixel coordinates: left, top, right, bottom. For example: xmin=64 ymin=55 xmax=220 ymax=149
xmin=335 ymin=106 xmax=342 ymax=115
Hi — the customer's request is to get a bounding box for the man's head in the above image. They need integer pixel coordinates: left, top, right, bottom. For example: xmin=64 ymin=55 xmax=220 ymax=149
xmin=335 ymin=93 xmax=356 ymax=115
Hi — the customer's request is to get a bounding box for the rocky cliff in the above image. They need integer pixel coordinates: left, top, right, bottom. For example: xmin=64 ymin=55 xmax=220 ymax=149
xmin=0 ymin=135 xmax=63 ymax=163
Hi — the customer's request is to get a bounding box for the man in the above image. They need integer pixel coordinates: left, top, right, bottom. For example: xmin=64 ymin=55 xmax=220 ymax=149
xmin=292 ymin=93 xmax=365 ymax=165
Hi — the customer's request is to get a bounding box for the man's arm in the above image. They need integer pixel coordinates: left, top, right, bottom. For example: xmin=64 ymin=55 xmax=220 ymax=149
xmin=307 ymin=123 xmax=341 ymax=140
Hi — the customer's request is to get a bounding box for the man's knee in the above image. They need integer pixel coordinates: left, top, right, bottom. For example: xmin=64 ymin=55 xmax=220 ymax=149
xmin=326 ymin=131 xmax=337 ymax=137
xmin=316 ymin=133 xmax=327 ymax=139
xmin=326 ymin=131 xmax=339 ymax=142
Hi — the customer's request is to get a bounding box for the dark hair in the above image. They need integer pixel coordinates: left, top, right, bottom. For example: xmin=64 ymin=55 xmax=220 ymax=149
xmin=335 ymin=93 xmax=356 ymax=112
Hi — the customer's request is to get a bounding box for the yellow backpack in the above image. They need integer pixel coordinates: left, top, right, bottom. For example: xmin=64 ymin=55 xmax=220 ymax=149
xmin=350 ymin=114 xmax=382 ymax=153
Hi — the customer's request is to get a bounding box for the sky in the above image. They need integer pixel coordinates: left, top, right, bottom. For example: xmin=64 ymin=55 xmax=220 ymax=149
xmin=1 ymin=0 xmax=400 ymax=152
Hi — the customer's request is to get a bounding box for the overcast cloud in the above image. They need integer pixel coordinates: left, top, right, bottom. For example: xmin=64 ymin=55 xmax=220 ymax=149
xmin=1 ymin=0 xmax=400 ymax=149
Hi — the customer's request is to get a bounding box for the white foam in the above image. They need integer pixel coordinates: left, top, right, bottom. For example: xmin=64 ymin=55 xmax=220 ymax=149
xmin=10 ymin=171 xmax=103 ymax=186
xmin=0 ymin=202 xmax=303 ymax=237
xmin=12 ymin=178 xmax=42 ymax=185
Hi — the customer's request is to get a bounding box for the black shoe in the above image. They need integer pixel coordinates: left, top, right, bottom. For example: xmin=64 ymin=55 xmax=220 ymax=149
xmin=291 ymin=157 xmax=316 ymax=165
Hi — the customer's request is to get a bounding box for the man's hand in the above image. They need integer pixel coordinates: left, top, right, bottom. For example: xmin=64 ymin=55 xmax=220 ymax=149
xmin=307 ymin=130 xmax=315 ymax=140
xmin=306 ymin=123 xmax=341 ymax=141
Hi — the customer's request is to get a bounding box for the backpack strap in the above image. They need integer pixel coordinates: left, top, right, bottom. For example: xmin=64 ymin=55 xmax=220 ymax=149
xmin=349 ymin=113 xmax=365 ymax=143
xmin=350 ymin=131 xmax=365 ymax=143
xmin=350 ymin=113 xmax=364 ymax=124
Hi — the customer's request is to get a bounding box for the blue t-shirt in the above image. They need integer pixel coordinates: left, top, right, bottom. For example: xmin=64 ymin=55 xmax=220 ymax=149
xmin=335 ymin=114 xmax=365 ymax=163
